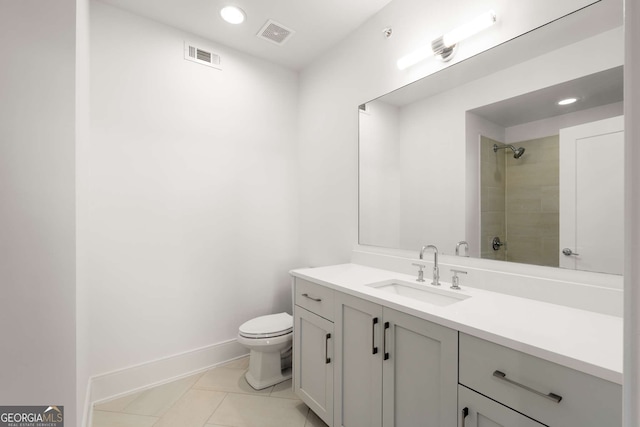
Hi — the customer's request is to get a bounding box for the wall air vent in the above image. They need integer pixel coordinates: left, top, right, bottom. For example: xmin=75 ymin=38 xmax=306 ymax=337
xmin=184 ymin=41 xmax=221 ymax=69
xmin=257 ymin=20 xmax=295 ymax=45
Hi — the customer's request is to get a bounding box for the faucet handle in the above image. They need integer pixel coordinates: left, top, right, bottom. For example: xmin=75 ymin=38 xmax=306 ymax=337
xmin=450 ymin=269 xmax=467 ymax=290
xmin=411 ymin=263 xmax=426 ymax=282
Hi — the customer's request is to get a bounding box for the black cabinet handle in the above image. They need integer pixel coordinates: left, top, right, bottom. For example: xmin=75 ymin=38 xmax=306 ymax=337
xmin=325 ymin=333 xmax=331 ymax=364
xmin=461 ymin=407 xmax=469 ymax=427
xmin=383 ymin=321 xmax=390 ymax=360
xmin=493 ymin=370 xmax=562 ymax=403
xmin=372 ymin=317 xmax=379 ymax=354
xmin=302 ymin=293 xmax=321 ymax=302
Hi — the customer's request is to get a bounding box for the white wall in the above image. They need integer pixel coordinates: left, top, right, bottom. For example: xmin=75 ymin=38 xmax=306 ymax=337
xmin=505 ymin=101 xmax=624 ymax=143
xmin=87 ymin=1 xmax=300 ymax=380
xmin=0 ymin=0 xmax=77 ymax=425
xmin=359 ymin=100 xmax=401 ymax=248
xmin=76 ymin=0 xmax=92 ymax=424
xmin=297 ymin=0 xmax=607 ymax=267
xmin=624 ymin=0 xmax=640 ymax=424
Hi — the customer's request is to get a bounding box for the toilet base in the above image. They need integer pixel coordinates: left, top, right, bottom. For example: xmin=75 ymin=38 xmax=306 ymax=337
xmin=245 ymin=348 xmax=292 ymax=390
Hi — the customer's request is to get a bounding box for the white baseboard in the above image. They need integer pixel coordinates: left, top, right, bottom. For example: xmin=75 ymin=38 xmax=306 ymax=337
xmin=80 ymin=380 xmax=93 ymax=427
xmin=89 ymin=339 xmax=247 ymax=406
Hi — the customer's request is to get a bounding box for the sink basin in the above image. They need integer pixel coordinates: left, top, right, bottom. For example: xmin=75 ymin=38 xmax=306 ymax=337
xmin=367 ymin=280 xmax=470 ymax=307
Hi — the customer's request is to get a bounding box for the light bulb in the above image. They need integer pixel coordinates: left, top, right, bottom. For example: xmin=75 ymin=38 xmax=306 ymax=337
xmin=558 ymin=97 xmax=578 ymax=106
xmin=442 ymin=11 xmax=497 ymax=48
xmin=397 ymin=45 xmax=432 ymax=70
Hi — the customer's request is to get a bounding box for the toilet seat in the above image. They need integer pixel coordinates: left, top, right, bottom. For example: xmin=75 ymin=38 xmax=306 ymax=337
xmin=238 ymin=312 xmax=293 ymax=339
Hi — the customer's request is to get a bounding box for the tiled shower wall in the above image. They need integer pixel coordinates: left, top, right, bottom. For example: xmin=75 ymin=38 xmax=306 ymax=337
xmin=505 ymin=135 xmax=560 ymax=267
xmin=480 ymin=135 xmax=560 ymax=267
xmin=480 ymin=136 xmax=506 ymax=261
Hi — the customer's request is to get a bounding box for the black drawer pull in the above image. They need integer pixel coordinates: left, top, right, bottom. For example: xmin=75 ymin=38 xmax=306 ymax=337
xmin=301 ymin=293 xmax=321 ymax=302
xmin=493 ymin=370 xmax=562 ymax=403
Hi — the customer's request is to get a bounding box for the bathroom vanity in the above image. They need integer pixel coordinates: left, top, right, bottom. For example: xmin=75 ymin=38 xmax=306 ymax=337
xmin=291 ymin=263 xmax=622 ymax=427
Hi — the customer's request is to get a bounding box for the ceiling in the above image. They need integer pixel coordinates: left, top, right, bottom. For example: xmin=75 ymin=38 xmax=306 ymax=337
xmin=470 ymin=66 xmax=624 ymax=128
xmin=98 ymin=0 xmax=394 ymax=70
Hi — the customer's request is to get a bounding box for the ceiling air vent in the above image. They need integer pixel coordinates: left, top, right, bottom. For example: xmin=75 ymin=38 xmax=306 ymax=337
xmin=257 ymin=20 xmax=295 ymax=46
xmin=184 ymin=41 xmax=221 ymax=69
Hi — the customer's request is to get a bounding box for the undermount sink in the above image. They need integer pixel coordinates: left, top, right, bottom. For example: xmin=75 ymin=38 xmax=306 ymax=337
xmin=367 ymin=280 xmax=471 ymax=307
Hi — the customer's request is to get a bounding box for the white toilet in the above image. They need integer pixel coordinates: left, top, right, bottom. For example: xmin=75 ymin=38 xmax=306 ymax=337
xmin=237 ymin=312 xmax=293 ymax=390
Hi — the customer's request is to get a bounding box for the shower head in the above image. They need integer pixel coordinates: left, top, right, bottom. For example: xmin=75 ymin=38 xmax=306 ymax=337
xmin=493 ymin=143 xmax=525 ymax=159
xmin=513 ymin=146 xmax=525 ymax=159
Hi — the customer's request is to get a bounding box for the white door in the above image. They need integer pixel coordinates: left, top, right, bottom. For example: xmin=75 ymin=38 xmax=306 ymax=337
xmin=559 ymin=116 xmax=624 ymax=274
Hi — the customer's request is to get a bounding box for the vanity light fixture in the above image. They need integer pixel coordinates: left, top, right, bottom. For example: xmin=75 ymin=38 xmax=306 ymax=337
xmin=397 ymin=10 xmax=497 ymax=70
xmin=558 ymin=97 xmax=578 ymax=105
xmin=220 ymin=5 xmax=246 ymax=24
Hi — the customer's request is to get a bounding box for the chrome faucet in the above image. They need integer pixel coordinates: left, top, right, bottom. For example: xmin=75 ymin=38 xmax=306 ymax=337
xmin=455 ymin=241 xmax=469 ymax=257
xmin=419 ymin=245 xmax=440 ymax=286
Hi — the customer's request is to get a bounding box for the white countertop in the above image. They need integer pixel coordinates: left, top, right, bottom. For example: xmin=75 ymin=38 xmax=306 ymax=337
xmin=290 ymin=263 xmax=623 ymax=385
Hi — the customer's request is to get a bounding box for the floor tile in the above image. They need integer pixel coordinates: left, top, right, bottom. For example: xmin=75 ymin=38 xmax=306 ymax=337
xmin=93 ymin=391 xmax=144 ymax=412
xmin=153 ymin=389 xmax=226 ymax=427
xmin=92 ymin=410 xmax=158 ymax=427
xmin=194 ymin=367 xmax=273 ymax=395
xmin=122 ymin=373 xmax=202 ymax=416
xmin=270 ymin=379 xmax=297 ymax=400
xmin=220 ymin=356 xmax=250 ymax=370
xmin=207 ymin=394 xmax=308 ymax=427
xmin=305 ymin=408 xmax=329 ymax=427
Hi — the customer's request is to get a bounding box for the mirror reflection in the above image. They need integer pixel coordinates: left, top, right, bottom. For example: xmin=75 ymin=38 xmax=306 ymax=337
xmin=359 ymin=2 xmax=623 ymax=274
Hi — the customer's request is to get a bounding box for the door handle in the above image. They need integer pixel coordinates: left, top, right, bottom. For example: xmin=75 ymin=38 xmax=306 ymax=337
xmin=562 ymin=248 xmax=580 ymax=256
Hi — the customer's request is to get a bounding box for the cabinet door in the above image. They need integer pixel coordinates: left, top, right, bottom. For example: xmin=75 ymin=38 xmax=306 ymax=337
xmin=294 ymin=306 xmax=334 ymax=426
xmin=458 ymin=385 xmax=545 ymax=427
xmin=334 ymin=292 xmax=383 ymax=427
xmin=382 ymin=307 xmax=458 ymax=427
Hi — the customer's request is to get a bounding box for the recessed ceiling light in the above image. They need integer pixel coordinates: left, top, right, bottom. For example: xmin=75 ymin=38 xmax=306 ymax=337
xmin=220 ymin=6 xmax=246 ymax=24
xmin=558 ymin=97 xmax=578 ymax=106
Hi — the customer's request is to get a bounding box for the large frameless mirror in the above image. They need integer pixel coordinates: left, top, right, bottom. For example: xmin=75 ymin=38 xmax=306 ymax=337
xmin=358 ymin=0 xmax=623 ymax=274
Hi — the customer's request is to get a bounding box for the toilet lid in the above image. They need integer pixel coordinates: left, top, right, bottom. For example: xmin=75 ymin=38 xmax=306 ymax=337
xmin=239 ymin=312 xmax=293 ymax=338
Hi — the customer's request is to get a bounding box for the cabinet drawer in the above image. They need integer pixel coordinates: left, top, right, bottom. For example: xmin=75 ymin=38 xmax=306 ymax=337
xmin=458 ymin=385 xmax=545 ymax=427
xmin=294 ymin=278 xmax=334 ymax=321
xmin=459 ymin=333 xmax=621 ymax=427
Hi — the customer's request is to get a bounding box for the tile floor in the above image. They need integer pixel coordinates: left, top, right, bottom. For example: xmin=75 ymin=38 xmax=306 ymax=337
xmin=92 ymin=357 xmax=328 ymax=427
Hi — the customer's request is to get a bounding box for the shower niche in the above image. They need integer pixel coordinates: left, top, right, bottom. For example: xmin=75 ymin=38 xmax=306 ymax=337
xmin=479 ymin=135 xmax=559 ymax=267
xmin=471 ymin=70 xmax=624 ymax=274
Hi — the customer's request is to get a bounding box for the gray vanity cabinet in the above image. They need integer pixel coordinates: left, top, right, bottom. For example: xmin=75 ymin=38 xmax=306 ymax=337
xmin=333 ymin=291 xmax=458 ymax=427
xmin=458 ymin=333 xmax=622 ymax=427
xmin=293 ymin=279 xmax=335 ymax=426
